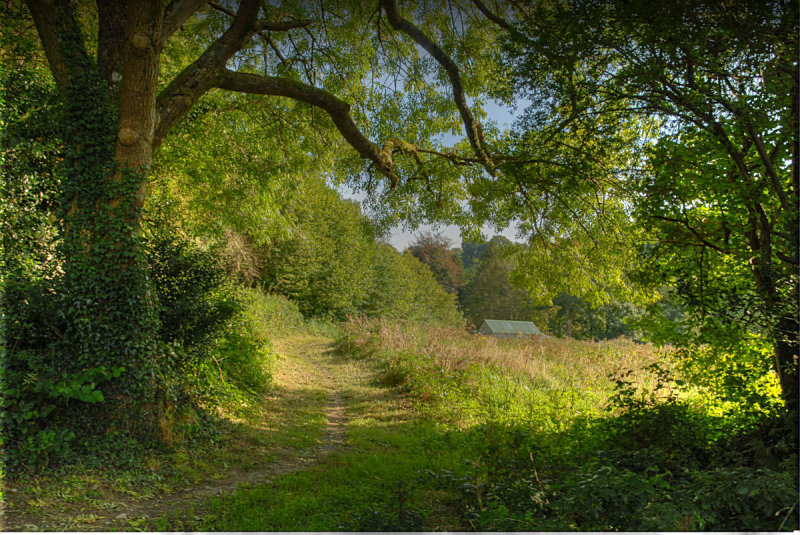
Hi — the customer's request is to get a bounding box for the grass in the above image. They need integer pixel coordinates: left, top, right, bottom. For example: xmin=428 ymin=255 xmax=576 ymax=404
xmin=194 ymin=318 xmax=795 ymax=531
xmin=2 ymin=334 xmax=330 ymax=531
xmin=185 ymin=317 xmax=667 ymax=531
xmin=6 ymin=310 xmax=795 ymax=531
xmin=338 ymin=317 xmax=664 ymax=427
xmin=193 ymin=341 xmax=470 ymax=531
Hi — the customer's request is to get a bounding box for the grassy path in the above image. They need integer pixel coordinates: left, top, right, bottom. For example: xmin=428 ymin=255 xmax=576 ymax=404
xmin=4 ymin=335 xmax=393 ymax=531
xmin=188 ymin=334 xmax=460 ymax=532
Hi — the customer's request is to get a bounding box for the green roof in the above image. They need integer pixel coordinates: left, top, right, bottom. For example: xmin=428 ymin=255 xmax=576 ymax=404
xmin=478 ymin=319 xmax=543 ymax=335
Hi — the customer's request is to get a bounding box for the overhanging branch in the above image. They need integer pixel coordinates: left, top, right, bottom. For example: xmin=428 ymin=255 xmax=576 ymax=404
xmin=214 ymin=69 xmax=399 ymax=185
xmin=161 ymin=0 xmax=209 ymax=46
xmin=380 ymin=0 xmax=495 ymax=175
xmin=154 ymin=0 xmax=260 ymax=148
xmin=209 ymin=1 xmax=312 ymax=31
xmin=468 ymin=0 xmax=514 ymax=32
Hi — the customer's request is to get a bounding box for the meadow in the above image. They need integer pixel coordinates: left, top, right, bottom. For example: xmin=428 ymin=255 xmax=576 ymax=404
xmin=4 ymin=295 xmax=796 ymax=531
xmin=195 ymin=316 xmax=796 ymax=532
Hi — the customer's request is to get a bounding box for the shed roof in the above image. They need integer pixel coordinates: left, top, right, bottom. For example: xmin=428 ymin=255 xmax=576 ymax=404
xmin=479 ymin=319 xmax=543 ymax=335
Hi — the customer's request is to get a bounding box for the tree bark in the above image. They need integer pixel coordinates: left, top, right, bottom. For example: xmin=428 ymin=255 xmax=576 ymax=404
xmin=774 ymin=315 xmax=799 ymax=418
xmin=97 ymin=1 xmax=127 ymax=90
xmin=113 ymin=0 xmax=163 ymax=185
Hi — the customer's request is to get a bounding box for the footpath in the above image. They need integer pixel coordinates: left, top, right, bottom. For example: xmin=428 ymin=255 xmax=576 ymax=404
xmin=4 ymin=336 xmax=371 ymax=531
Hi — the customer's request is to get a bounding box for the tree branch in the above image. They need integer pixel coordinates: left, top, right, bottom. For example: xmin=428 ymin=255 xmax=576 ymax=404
xmin=468 ymin=0 xmax=514 ymax=32
xmin=380 ymin=0 xmax=495 ymax=174
xmin=652 ymin=214 xmax=734 ymax=255
xmin=262 ymin=34 xmax=288 ymax=64
xmin=208 ymin=1 xmax=235 ymax=18
xmin=747 ymin=126 xmax=790 ymax=211
xmin=209 ymin=1 xmax=312 ymax=32
xmin=214 ymin=69 xmax=399 ymax=185
xmin=161 ymin=0 xmax=208 ymax=46
xmin=154 ymin=0 xmax=260 ymax=149
xmin=24 ymin=0 xmax=90 ymax=100
xmin=259 ymin=19 xmax=314 ymax=32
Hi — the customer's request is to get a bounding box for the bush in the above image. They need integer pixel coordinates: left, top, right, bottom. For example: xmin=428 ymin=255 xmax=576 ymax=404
xmin=240 ymin=288 xmax=306 ymax=339
xmin=2 ymin=226 xmax=250 ymax=470
xmin=146 ymin=229 xmax=242 ymax=359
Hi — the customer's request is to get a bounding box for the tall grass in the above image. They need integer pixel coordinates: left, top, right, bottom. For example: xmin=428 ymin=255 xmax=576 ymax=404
xmin=339 ymin=317 xmax=665 ymax=426
xmin=338 ymin=318 xmax=797 ymax=531
xmin=381 ymin=318 xmax=654 ymax=376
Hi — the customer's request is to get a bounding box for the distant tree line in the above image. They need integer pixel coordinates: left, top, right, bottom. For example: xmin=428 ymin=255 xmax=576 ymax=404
xmin=404 ymin=232 xmax=647 ymax=340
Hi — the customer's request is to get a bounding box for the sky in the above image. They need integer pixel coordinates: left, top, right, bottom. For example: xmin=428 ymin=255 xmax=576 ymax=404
xmin=340 ymin=98 xmax=523 ymax=251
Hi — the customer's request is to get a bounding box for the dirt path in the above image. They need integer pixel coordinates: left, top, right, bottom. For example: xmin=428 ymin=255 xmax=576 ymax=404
xmin=3 ymin=336 xmax=353 ymax=532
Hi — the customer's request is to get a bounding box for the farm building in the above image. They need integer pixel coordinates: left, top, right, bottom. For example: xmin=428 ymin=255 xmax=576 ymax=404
xmin=478 ymin=319 xmax=544 ymax=338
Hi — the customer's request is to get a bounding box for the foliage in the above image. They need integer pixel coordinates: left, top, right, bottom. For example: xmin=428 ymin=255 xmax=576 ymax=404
xmin=145 ymin=228 xmax=242 ymax=362
xmin=671 ymin=336 xmax=784 ymax=426
xmin=1 ymin=196 xmax=251 ymax=470
xmin=240 ymin=288 xmax=306 ymax=338
xmin=406 ymin=232 xmax=464 ymax=294
xmin=502 ymin=0 xmax=799 ymax=409
xmin=458 ymin=236 xmax=643 ymax=338
xmin=261 ymin=180 xmax=376 ymax=319
xmin=365 ymin=245 xmax=463 ymax=328
xmin=0 ymin=67 xmax=61 ymax=287
xmin=461 ymin=237 xmax=499 ymax=271
xmin=0 ymin=60 xmax=83 ymax=469
xmin=542 ymin=294 xmax=641 ymax=340
xmin=259 ymin=178 xmax=462 ymax=326
xmin=148 ymin=89 xmax=313 ymax=247
xmin=460 ymin=238 xmax=534 ymax=328
xmin=1 ymin=348 xmax=126 ymax=470
xmin=238 ymin=286 xmax=340 ymax=340
xmin=337 ymin=319 xmax=796 ymax=531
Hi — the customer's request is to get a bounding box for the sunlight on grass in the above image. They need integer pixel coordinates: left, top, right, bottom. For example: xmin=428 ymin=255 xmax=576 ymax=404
xmin=191 ymin=320 xmax=666 ymax=531
xmin=338 ymin=318 xmax=665 ymax=429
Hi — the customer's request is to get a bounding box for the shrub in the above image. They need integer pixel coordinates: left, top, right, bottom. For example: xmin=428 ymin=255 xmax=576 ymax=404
xmin=240 ymin=288 xmax=306 ymax=339
xmin=146 ymin=229 xmax=242 ymax=359
xmin=2 ymin=226 xmax=250 ymax=470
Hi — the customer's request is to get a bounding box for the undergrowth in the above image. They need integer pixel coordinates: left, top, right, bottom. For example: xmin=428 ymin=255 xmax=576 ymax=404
xmin=2 ymin=287 xmax=328 ymax=530
xmin=329 ymin=318 xmax=797 ymax=531
xmin=153 ymin=317 xmax=799 ymax=532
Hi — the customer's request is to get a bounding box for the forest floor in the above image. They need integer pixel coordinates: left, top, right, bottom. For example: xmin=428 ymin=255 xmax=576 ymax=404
xmin=3 ymin=335 xmax=398 ymax=531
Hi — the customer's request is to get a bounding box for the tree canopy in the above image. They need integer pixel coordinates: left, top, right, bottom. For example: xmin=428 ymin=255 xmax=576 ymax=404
xmin=498 ymin=0 xmax=798 ymax=412
xmin=2 ymin=0 xmax=797 ymax=460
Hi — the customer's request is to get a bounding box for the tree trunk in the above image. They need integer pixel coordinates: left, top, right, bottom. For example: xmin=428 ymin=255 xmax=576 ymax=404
xmin=774 ymin=315 xmax=799 ymax=422
xmin=751 ymin=255 xmax=799 ymax=421
xmin=27 ymin=0 xmax=165 ymax=438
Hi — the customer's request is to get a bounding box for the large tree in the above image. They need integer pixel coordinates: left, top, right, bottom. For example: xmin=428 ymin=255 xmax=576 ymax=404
xmin=14 ymin=0 xmax=501 ymax=434
xmin=502 ymin=0 xmax=798 ymax=413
